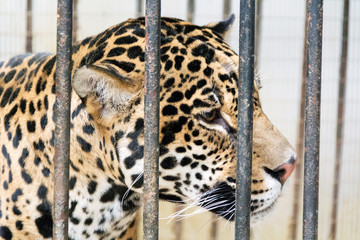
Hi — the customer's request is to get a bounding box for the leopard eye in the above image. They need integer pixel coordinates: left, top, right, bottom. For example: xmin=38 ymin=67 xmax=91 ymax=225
xmin=200 ymin=109 xmax=218 ymax=123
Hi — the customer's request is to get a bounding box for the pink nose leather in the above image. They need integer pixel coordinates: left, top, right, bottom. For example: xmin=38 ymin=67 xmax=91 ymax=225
xmin=274 ymin=160 xmax=296 ymax=185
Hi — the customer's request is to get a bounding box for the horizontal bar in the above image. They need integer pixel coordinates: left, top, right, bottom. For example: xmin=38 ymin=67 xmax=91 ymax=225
xmin=143 ymin=0 xmax=161 ymax=240
xmin=53 ymin=0 xmax=72 ymax=239
xmin=235 ymin=0 xmax=256 ymax=239
xmin=303 ymin=0 xmax=323 ymax=239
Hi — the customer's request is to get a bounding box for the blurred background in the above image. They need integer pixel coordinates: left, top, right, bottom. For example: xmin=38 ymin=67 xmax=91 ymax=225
xmin=0 ymin=0 xmax=359 ymax=239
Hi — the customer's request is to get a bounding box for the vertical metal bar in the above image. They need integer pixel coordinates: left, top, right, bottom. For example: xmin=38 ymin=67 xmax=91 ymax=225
xmin=26 ymin=0 xmax=33 ymax=52
xmin=137 ymin=0 xmax=144 ymax=18
xmin=303 ymin=0 xmax=323 ymax=239
xmin=289 ymin=4 xmax=308 ymax=239
xmin=144 ymin=0 xmax=160 ymax=240
xmin=187 ymin=0 xmax=195 ymax=23
xmin=54 ymin=0 xmax=72 ymax=239
xmin=235 ymin=0 xmax=255 ymax=239
xmin=330 ymin=0 xmax=350 ymax=239
xmin=254 ymin=0 xmax=262 ymax=66
xmin=72 ymin=0 xmax=78 ymax=43
xmin=223 ymin=0 xmax=231 ymax=19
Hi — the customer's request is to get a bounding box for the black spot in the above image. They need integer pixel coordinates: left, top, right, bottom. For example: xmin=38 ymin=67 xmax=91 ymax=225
xmin=43 ymin=56 xmax=56 ymax=75
xmin=4 ymin=70 xmax=16 ymax=83
xmin=164 ymin=78 xmax=174 ymax=88
xmin=196 ymin=173 xmax=202 ymax=180
xmin=40 ymin=114 xmax=48 ymax=130
xmin=108 ymin=47 xmax=126 ymax=57
xmin=163 ymin=175 xmax=180 ymax=181
xmin=97 ymin=158 xmax=105 ymax=171
xmin=42 ymin=167 xmax=50 ymax=177
xmin=69 ymin=177 xmax=77 ymax=190
xmin=84 ymin=218 xmax=93 ymax=225
xmin=114 ymin=36 xmax=138 ymax=45
xmin=180 ymin=104 xmax=192 ymax=114
xmin=13 ymin=125 xmax=22 ymax=148
xmin=33 ymin=139 xmax=45 ymax=152
xmin=12 ymin=206 xmax=21 ymax=215
xmin=0 ymin=226 xmax=12 ymax=240
xmin=87 ymin=180 xmax=97 ymax=194
xmin=193 ymin=99 xmax=211 ymax=108
xmin=185 ymin=85 xmax=197 ymax=99
xmin=76 ymin=136 xmax=92 ymax=152
xmin=4 ymin=104 xmax=18 ymax=131
xmin=102 ymin=59 xmax=135 ymax=73
xmin=11 ymin=188 xmax=23 ymax=202
xmin=197 ymin=79 xmax=207 ymax=88
xmin=164 ymin=60 xmax=173 ymax=71
xmin=37 ymin=185 xmax=48 ymax=199
xmin=193 ymin=154 xmax=206 ymax=160
xmin=29 ymin=101 xmax=35 ymax=114
xmin=131 ymin=174 xmax=143 ymax=188
xmin=72 ymin=104 xmax=84 ymax=119
xmin=35 ymin=201 xmax=53 ymax=238
xmin=159 ymin=194 xmax=182 ymax=202
xmin=161 ymin=156 xmax=177 ymax=169
xmin=174 ymin=56 xmax=184 ymax=70
xmin=2 ymin=145 xmax=11 ymax=167
xmin=180 ymin=157 xmax=192 ymax=166
xmin=127 ymin=46 xmax=143 ymax=60
xmin=82 ymin=124 xmax=95 ymax=135
xmin=20 ymin=99 xmax=26 ymax=113
xmin=16 ymin=220 xmax=23 ymax=230
xmin=162 ymin=105 xmax=178 ymax=116
xmin=203 ymin=67 xmax=213 ymax=77
xmin=175 ymin=147 xmax=186 ymax=153
xmin=21 ymin=170 xmax=32 ymax=184
xmin=167 ymin=91 xmax=183 ymax=103
xmin=1 ymin=87 xmax=13 ymax=107
xmin=9 ymin=87 xmax=20 ymax=105
xmin=187 ymin=60 xmax=201 ymax=72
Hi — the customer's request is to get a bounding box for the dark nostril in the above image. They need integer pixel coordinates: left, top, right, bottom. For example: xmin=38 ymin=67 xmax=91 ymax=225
xmin=264 ymin=159 xmax=296 ymax=185
xmin=264 ymin=167 xmax=286 ymax=184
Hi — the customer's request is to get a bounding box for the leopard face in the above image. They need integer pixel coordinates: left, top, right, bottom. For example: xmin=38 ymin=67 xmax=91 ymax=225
xmin=0 ymin=15 xmax=295 ymax=239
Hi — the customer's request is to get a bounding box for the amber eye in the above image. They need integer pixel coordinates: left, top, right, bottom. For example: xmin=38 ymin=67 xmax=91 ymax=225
xmin=200 ymin=109 xmax=218 ymax=122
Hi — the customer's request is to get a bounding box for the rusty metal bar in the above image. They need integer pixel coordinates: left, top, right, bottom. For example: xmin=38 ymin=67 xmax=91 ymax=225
xmin=254 ymin=0 xmax=262 ymax=66
xmin=72 ymin=0 xmax=78 ymax=43
xmin=54 ymin=0 xmax=72 ymax=239
xmin=235 ymin=0 xmax=255 ymax=239
xmin=223 ymin=0 xmax=231 ymax=19
xmin=187 ymin=0 xmax=195 ymax=23
xmin=289 ymin=4 xmax=308 ymax=239
xmin=137 ymin=0 xmax=144 ymax=18
xmin=303 ymin=0 xmax=323 ymax=239
xmin=330 ymin=0 xmax=350 ymax=239
xmin=143 ymin=0 xmax=161 ymax=240
xmin=25 ymin=0 xmax=33 ymax=52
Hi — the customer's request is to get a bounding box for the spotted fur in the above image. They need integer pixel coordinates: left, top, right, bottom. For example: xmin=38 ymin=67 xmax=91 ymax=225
xmin=0 ymin=16 xmax=295 ymax=240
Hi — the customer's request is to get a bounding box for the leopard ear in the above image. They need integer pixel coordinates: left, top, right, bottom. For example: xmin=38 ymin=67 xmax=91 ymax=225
xmin=72 ymin=64 xmax=142 ymax=119
xmin=204 ymin=14 xmax=235 ymax=37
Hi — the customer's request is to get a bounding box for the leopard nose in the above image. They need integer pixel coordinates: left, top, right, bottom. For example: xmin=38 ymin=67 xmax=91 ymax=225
xmin=264 ymin=156 xmax=296 ymax=185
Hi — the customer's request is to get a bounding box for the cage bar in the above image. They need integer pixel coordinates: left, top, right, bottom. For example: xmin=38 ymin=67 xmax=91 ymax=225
xmin=72 ymin=0 xmax=78 ymax=43
xmin=187 ymin=0 xmax=195 ymax=23
xmin=25 ymin=0 xmax=32 ymax=52
xmin=235 ymin=0 xmax=255 ymax=239
xmin=53 ymin=0 xmax=72 ymax=239
xmin=329 ymin=0 xmax=350 ymax=239
xmin=143 ymin=0 xmax=161 ymax=240
xmin=289 ymin=4 xmax=308 ymax=239
xmin=303 ymin=0 xmax=323 ymax=239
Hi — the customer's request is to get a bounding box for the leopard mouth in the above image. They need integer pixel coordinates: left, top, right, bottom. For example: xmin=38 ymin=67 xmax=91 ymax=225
xmin=199 ymin=182 xmax=277 ymax=222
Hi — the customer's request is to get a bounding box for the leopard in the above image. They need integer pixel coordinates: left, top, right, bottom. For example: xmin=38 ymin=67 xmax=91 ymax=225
xmin=0 ymin=15 xmax=296 ymax=240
